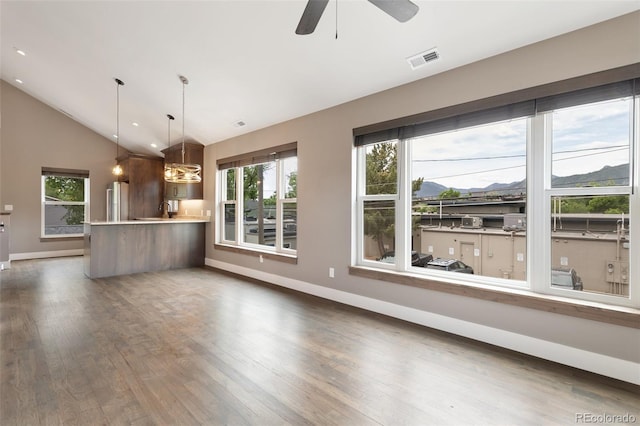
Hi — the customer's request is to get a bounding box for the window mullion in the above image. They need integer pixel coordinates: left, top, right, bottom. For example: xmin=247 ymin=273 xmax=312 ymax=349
xmin=356 ymin=146 xmax=366 ymax=264
xmin=529 ymin=114 xmax=547 ymax=292
xmin=630 ymin=96 xmax=640 ymax=303
xmin=236 ymin=167 xmax=244 ymax=244
xmin=84 ymin=177 xmax=90 ymax=222
xmin=275 ymin=160 xmax=283 ymax=252
xmin=396 ymin=138 xmax=410 ymax=271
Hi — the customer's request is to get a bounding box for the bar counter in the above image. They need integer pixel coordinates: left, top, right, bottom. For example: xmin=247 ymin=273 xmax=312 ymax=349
xmin=84 ymin=217 xmax=208 ymax=278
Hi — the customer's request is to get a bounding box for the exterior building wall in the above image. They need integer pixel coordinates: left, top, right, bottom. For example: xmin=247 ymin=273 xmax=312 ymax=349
xmin=420 ymin=227 xmax=629 ymax=295
xmin=420 ymin=228 xmax=527 ymax=280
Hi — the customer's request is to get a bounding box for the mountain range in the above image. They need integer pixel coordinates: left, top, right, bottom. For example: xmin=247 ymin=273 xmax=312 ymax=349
xmin=415 ymin=163 xmax=629 ymax=198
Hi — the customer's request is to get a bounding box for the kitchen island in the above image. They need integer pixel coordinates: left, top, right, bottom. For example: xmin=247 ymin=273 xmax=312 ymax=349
xmin=84 ymin=218 xmax=208 ymax=278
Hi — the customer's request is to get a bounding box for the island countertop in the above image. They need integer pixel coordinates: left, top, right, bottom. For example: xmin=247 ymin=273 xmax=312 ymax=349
xmin=84 ymin=219 xmax=206 ymax=278
xmin=88 ymin=216 xmax=210 ymax=225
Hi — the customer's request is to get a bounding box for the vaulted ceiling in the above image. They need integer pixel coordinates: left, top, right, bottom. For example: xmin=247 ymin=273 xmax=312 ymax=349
xmin=2 ymin=1 xmax=638 ymax=155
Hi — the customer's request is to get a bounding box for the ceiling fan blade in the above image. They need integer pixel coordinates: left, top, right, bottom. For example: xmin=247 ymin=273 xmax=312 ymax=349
xmin=295 ymin=0 xmax=330 ymax=35
xmin=367 ymin=0 xmax=419 ymax=23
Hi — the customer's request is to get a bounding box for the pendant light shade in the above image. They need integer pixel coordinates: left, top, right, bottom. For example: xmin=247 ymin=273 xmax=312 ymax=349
xmin=164 ymin=75 xmax=202 ymax=183
xmin=112 ymin=78 xmax=124 ymax=176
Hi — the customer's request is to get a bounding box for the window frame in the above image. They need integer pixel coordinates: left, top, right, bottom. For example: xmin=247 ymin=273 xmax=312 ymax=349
xmin=216 ymin=144 xmax=298 ymax=257
xmin=532 ymin=97 xmax=638 ymax=305
xmin=353 ymin=70 xmax=639 ymax=308
xmin=357 ymin=140 xmax=403 ymax=270
xmin=277 ymin=156 xmax=297 ymax=255
xmin=41 ymin=168 xmax=90 ymax=239
xmin=220 ymin=168 xmax=237 ymax=243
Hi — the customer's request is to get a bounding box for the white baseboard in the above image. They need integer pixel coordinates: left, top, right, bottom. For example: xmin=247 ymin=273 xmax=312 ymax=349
xmin=10 ymin=249 xmax=83 ymax=261
xmin=205 ymin=257 xmax=639 ymax=385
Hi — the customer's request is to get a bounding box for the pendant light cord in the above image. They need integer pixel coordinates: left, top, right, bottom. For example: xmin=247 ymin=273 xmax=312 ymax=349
xmin=115 ymin=78 xmax=124 ymax=159
xmin=167 ymin=114 xmax=174 ymax=151
xmin=335 ymin=0 xmax=338 ymax=39
xmin=180 ymin=76 xmax=188 ymax=164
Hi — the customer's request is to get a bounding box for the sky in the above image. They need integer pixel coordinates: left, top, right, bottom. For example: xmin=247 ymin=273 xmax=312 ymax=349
xmin=410 ymin=97 xmax=632 ymax=190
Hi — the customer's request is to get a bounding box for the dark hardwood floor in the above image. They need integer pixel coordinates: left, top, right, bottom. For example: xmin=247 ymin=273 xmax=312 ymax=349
xmin=1 ymin=257 xmax=638 ymax=425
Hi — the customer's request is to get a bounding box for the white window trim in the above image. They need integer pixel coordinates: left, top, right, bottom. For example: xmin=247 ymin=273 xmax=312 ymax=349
xmin=537 ymin=99 xmax=637 ymax=307
xmin=356 ymin=144 xmax=398 ymax=270
xmin=217 ymin=159 xmax=297 ymax=256
xmin=277 ymin=158 xmax=298 ymax=255
xmin=41 ymin=175 xmax=90 ymax=239
xmin=354 ymin=99 xmax=638 ymax=308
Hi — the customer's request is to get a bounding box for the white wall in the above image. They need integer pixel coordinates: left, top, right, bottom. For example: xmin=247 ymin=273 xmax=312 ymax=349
xmin=204 ymin=12 xmax=640 ymax=384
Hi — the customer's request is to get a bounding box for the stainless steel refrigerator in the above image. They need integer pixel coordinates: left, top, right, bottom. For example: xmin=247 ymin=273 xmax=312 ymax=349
xmin=106 ymin=182 xmax=129 ymax=221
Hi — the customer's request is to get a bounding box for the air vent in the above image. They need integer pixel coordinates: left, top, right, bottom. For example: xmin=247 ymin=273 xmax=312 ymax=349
xmin=407 ymin=48 xmax=440 ymax=70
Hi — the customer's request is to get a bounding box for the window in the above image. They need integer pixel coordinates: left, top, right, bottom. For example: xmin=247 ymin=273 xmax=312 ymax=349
xmin=217 ymin=143 xmax=297 ymax=255
xmin=542 ymin=96 xmax=633 ymax=299
xmin=354 ymin=75 xmax=639 ymax=307
xmin=360 ymin=141 xmax=398 ymax=263
xmin=411 ymin=118 xmax=528 ymax=282
xmin=41 ymin=168 xmax=90 ymax=238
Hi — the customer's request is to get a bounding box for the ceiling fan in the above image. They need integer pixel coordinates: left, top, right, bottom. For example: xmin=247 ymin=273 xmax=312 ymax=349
xmin=295 ymin=0 xmax=419 ymax=35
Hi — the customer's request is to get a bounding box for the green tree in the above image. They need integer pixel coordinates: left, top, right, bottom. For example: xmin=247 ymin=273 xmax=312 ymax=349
xmin=225 ymin=169 xmax=236 ymax=200
xmin=587 ymin=195 xmax=629 ymax=214
xmin=366 ymin=143 xmax=398 ymax=195
xmin=243 ymin=165 xmax=260 ymax=200
xmin=286 ymin=171 xmax=297 ymax=198
xmin=558 ymin=198 xmax=589 ymax=213
xmin=364 ymin=142 xmax=423 ymax=257
xmin=438 ymin=188 xmax=461 ymax=199
xmin=44 ymin=176 xmax=85 ymax=225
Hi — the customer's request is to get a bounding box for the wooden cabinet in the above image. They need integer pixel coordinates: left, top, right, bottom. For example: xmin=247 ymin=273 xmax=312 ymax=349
xmin=117 ymin=154 xmax=164 ymax=219
xmin=162 ymin=142 xmax=204 ymax=199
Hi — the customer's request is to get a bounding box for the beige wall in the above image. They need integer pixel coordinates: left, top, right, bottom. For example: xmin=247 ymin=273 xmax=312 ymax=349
xmin=204 ymin=11 xmax=640 ymax=368
xmin=0 ymin=80 xmax=125 ymax=256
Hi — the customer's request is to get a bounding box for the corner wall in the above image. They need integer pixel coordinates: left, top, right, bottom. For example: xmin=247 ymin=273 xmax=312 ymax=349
xmin=203 ymin=12 xmax=640 ymax=383
xmin=0 ymin=80 xmax=123 ymax=257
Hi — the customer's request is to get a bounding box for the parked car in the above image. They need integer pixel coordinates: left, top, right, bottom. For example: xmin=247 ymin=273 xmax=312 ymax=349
xmin=426 ymin=258 xmax=474 ymax=274
xmin=551 ymin=267 xmax=583 ymax=290
xmin=378 ymin=251 xmax=433 ymax=267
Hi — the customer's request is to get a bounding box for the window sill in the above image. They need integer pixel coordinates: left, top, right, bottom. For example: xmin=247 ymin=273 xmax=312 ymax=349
xmin=41 ymin=235 xmax=83 ymax=241
xmin=214 ymin=243 xmax=297 ymax=264
xmin=349 ymin=266 xmax=639 ymax=329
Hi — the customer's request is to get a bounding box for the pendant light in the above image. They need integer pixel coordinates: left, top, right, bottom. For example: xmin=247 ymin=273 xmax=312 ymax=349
xmin=112 ymin=78 xmax=125 ymax=176
xmin=166 ymin=113 xmax=175 ymax=148
xmin=164 ymin=75 xmax=202 ymax=183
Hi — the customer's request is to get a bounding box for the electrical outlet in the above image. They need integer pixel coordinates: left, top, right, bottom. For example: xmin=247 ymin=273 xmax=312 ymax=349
xmin=259 ymin=255 xmax=264 ymax=263
xmin=4 ymin=205 xmax=13 ymax=211
xmin=329 ymin=267 xmax=335 ymax=278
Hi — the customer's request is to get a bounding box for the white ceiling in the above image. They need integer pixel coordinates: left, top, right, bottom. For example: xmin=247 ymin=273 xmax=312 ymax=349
xmin=2 ymin=1 xmax=639 ymax=156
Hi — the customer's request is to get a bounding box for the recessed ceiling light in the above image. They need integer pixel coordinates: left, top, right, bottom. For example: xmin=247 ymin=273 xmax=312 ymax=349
xmin=132 ymin=122 xmax=139 ymax=127
xmin=15 ymin=78 xmax=23 ymax=84
xmin=150 ymin=143 xmax=157 ymax=148
xmin=15 ymin=48 xmax=26 ymax=56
